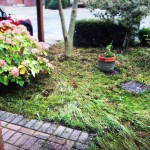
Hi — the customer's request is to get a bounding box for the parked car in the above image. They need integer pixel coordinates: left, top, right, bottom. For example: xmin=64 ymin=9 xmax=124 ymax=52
xmin=0 ymin=8 xmax=33 ymax=35
xmin=78 ymin=0 xmax=86 ymax=8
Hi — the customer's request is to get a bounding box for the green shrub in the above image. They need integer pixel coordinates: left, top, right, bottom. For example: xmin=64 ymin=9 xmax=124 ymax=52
xmin=0 ymin=23 xmax=53 ymax=86
xmin=139 ymin=27 xmax=150 ymax=46
xmin=45 ymin=0 xmax=70 ymax=9
xmin=73 ymin=19 xmax=130 ymax=47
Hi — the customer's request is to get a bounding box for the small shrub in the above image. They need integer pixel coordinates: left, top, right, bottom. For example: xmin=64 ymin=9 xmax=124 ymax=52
xmin=0 ymin=23 xmax=53 ymax=86
xmin=45 ymin=0 xmax=70 ymax=9
xmin=139 ymin=27 xmax=150 ymax=46
xmin=74 ymin=19 xmax=129 ymax=47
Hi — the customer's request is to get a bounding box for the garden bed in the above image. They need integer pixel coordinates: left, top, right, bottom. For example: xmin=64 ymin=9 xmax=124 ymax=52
xmin=0 ymin=44 xmax=150 ymax=150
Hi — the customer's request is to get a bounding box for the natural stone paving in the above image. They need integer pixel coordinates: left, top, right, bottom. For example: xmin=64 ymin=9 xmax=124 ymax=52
xmin=0 ymin=110 xmax=93 ymax=150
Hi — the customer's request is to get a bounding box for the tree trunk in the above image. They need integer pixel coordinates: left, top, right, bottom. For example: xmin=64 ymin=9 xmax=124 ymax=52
xmin=65 ymin=36 xmax=73 ymax=56
xmin=58 ymin=0 xmax=79 ymax=57
xmin=122 ymin=32 xmax=128 ymax=48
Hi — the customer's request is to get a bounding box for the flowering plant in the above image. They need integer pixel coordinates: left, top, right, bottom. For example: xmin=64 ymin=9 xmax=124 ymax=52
xmin=0 ymin=22 xmax=53 ymax=86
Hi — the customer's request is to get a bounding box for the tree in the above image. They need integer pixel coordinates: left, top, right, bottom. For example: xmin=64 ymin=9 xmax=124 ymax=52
xmin=57 ymin=0 xmax=79 ymax=57
xmin=87 ymin=0 xmax=150 ymax=48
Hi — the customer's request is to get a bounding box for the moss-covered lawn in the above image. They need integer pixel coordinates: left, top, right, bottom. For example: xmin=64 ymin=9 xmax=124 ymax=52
xmin=0 ymin=44 xmax=150 ymax=150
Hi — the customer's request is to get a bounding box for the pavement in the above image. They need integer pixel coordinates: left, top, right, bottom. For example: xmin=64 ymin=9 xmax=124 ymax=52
xmin=0 ymin=110 xmax=93 ymax=150
xmin=4 ymin=6 xmax=150 ymax=44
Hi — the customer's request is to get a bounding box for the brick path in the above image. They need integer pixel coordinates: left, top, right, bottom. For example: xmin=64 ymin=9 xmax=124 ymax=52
xmin=0 ymin=111 xmax=93 ymax=150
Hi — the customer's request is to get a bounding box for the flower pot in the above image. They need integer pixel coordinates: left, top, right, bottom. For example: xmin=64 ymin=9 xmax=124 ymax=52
xmin=98 ymin=55 xmax=116 ymax=62
xmin=98 ymin=55 xmax=116 ymax=73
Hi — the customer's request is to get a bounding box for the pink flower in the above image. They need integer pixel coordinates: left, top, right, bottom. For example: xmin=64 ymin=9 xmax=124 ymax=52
xmin=31 ymin=48 xmax=41 ymax=55
xmin=10 ymin=67 xmax=19 ymax=77
xmin=21 ymin=60 xmax=30 ymax=66
xmin=0 ymin=59 xmax=7 ymax=68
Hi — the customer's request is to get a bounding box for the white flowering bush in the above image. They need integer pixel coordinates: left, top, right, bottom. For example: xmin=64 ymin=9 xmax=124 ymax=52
xmin=0 ymin=22 xmax=53 ymax=86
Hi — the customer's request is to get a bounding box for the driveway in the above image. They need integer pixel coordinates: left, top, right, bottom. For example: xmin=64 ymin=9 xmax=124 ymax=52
xmin=4 ymin=6 xmax=150 ymax=44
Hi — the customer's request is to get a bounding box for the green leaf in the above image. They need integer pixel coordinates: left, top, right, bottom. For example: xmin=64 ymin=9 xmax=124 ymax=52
xmin=5 ymin=56 xmax=11 ymax=64
xmin=4 ymin=76 xmax=9 ymax=85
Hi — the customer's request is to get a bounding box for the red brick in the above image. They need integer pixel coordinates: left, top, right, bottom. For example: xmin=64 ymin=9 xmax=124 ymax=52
xmin=2 ymin=128 xmax=9 ymax=135
xmin=61 ymin=140 xmax=75 ymax=150
xmin=3 ymin=130 xmax=16 ymax=141
xmin=7 ymin=132 xmax=23 ymax=144
xmin=34 ymin=131 xmax=50 ymax=140
xmin=1 ymin=121 xmax=8 ymax=127
xmin=19 ymin=127 xmax=35 ymax=135
xmin=49 ymin=135 xmax=66 ymax=145
xmin=30 ymin=139 xmax=45 ymax=150
xmin=6 ymin=123 xmax=21 ymax=131
xmin=45 ymin=141 xmax=62 ymax=150
xmin=4 ymin=143 xmax=19 ymax=150
xmin=14 ymin=134 xmax=30 ymax=147
xmin=22 ymin=136 xmax=37 ymax=149
xmin=0 ymin=123 xmax=4 ymax=150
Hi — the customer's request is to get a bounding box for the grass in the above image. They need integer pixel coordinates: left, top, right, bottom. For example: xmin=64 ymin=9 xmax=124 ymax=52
xmin=0 ymin=44 xmax=150 ymax=150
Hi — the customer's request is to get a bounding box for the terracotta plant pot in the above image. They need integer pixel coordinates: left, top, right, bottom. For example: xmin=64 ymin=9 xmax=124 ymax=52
xmin=98 ymin=55 xmax=116 ymax=73
xmin=98 ymin=55 xmax=116 ymax=62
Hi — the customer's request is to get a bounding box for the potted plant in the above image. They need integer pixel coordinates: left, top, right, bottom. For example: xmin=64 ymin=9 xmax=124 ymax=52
xmin=98 ymin=43 xmax=116 ymax=73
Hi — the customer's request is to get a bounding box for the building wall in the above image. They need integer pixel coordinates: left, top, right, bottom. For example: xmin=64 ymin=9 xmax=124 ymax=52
xmin=0 ymin=0 xmax=35 ymax=6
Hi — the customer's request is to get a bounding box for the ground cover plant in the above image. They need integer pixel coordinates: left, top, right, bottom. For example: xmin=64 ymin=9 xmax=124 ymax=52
xmin=0 ymin=44 xmax=150 ymax=150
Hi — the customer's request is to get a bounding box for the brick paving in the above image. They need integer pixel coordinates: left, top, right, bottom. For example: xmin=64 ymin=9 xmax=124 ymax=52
xmin=0 ymin=110 xmax=94 ymax=150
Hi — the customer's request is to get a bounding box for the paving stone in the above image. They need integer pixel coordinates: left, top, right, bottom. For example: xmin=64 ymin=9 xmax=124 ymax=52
xmin=19 ymin=127 xmax=35 ymax=135
xmin=4 ymin=143 xmax=19 ymax=150
xmin=49 ymin=135 xmax=66 ymax=145
xmin=0 ymin=112 xmax=12 ymax=121
xmin=0 ymin=111 xmax=6 ymax=117
xmin=17 ymin=118 xmax=29 ymax=126
xmin=4 ymin=114 xmax=18 ymax=123
xmin=34 ymin=131 xmax=50 ymax=140
xmin=44 ymin=141 xmax=62 ymax=150
xmin=3 ymin=130 xmax=16 ymax=141
xmin=14 ymin=134 xmax=30 ymax=147
xmin=53 ymin=125 xmax=66 ymax=136
xmin=38 ymin=122 xmax=51 ymax=133
xmin=61 ymin=140 xmax=75 ymax=150
xmin=46 ymin=123 xmax=57 ymax=135
xmin=1 ymin=121 xmax=8 ymax=127
xmin=30 ymin=139 xmax=45 ymax=150
xmin=22 ymin=136 xmax=37 ymax=149
xmin=61 ymin=127 xmax=73 ymax=139
xmin=6 ymin=123 xmax=21 ymax=131
xmin=77 ymin=132 xmax=89 ymax=143
xmin=24 ymin=119 xmax=37 ymax=128
xmin=31 ymin=121 xmax=44 ymax=130
xmin=11 ymin=115 xmax=24 ymax=124
xmin=2 ymin=128 xmax=9 ymax=135
xmin=69 ymin=130 xmax=81 ymax=141
xmin=7 ymin=132 xmax=23 ymax=144
xmin=74 ymin=142 xmax=88 ymax=150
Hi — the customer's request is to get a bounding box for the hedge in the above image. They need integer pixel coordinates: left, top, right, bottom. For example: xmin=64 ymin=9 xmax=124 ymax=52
xmin=139 ymin=27 xmax=150 ymax=46
xmin=45 ymin=0 xmax=70 ymax=9
xmin=73 ymin=19 xmax=129 ymax=47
